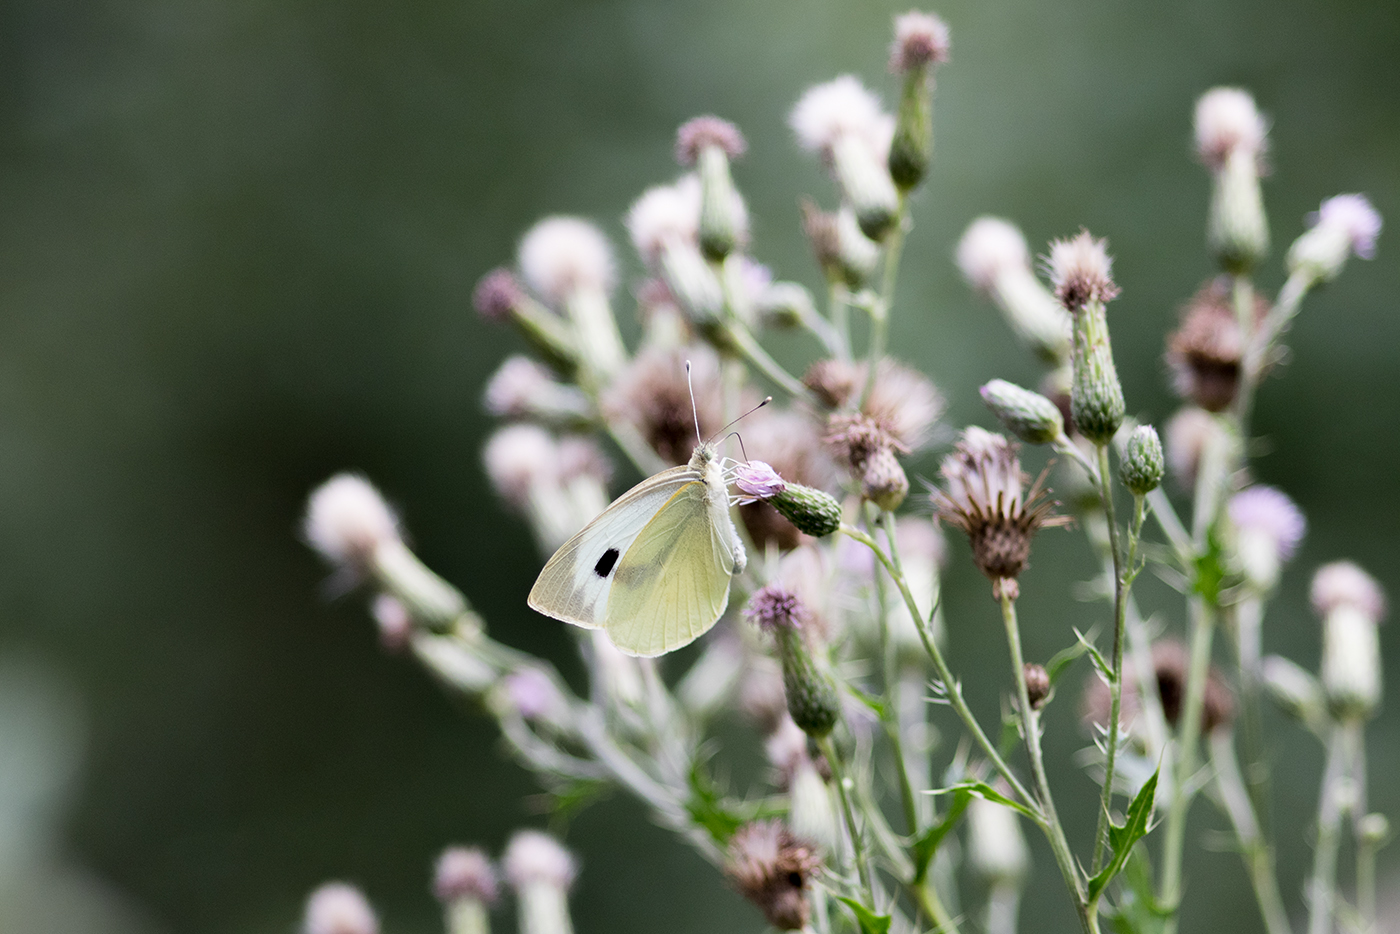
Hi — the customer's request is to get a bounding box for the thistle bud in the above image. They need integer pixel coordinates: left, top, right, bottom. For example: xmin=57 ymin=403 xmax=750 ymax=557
xmin=1260 ymin=654 xmax=1326 ymax=727
xmin=627 ymin=177 xmax=728 ymax=330
xmin=801 ymin=199 xmax=881 ymax=289
xmin=1119 ymin=425 xmax=1164 ymax=495
xmin=1287 ymin=194 xmax=1382 ymax=287
xmin=754 ymin=281 xmax=817 ymax=331
xmin=957 ymin=217 xmax=1072 ymax=365
xmin=746 ymin=586 xmax=841 ymax=737
xmin=503 ymin=831 xmax=578 ymax=934
xmin=1049 ymin=231 xmax=1124 ymax=444
xmin=861 ymin=445 xmax=910 ymax=511
xmin=677 ymin=116 xmax=749 ymax=261
xmin=1195 ymin=88 xmax=1270 ymax=273
xmin=980 ymin=379 xmax=1064 ymax=444
xmin=886 ymin=12 xmax=950 ymax=191
xmin=1313 ymin=561 xmax=1387 ymax=722
xmin=473 ymin=268 xmax=579 ymax=378
xmin=736 ymin=462 xmax=842 ymax=538
xmin=434 ymin=846 xmax=498 ymax=934
xmin=790 ymin=76 xmax=900 ymax=240
xmin=1024 ymin=663 xmax=1050 ymax=709
xmin=484 ymin=356 xmax=593 ymax=428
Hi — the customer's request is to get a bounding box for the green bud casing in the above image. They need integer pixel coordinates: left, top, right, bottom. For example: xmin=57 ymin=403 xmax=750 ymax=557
xmin=1119 ymin=425 xmax=1165 ymax=494
xmin=771 ymin=484 xmax=842 ymax=537
xmin=774 ymin=626 xmax=841 ymax=737
xmin=888 ymin=66 xmax=932 ymax=191
xmin=1209 ymin=148 xmax=1269 ymax=274
xmin=979 ymin=379 xmax=1064 ymax=444
xmin=1069 ymin=300 xmax=1126 ymax=444
xmin=831 ymin=135 xmax=899 ymax=241
xmin=698 ymin=145 xmax=743 ymax=261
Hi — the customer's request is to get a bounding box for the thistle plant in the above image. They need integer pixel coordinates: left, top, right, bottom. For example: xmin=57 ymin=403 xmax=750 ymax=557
xmin=295 ymin=12 xmax=1386 ymax=934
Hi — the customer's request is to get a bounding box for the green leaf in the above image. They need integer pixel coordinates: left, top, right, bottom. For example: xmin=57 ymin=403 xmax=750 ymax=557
xmin=685 ymin=762 xmax=780 ymax=845
xmin=929 ymin=781 xmax=1039 ymax=821
xmin=911 ymin=788 xmax=971 ymax=882
xmin=547 ymin=779 xmax=610 ymax=823
xmin=1074 ymin=628 xmax=1112 ymax=683
xmin=1192 ymin=529 xmax=1228 ymax=603
xmin=1087 ymin=767 xmax=1160 ymax=901
xmin=836 ymin=896 xmax=892 ymax=934
xmin=1045 ymin=636 xmax=1091 ymax=684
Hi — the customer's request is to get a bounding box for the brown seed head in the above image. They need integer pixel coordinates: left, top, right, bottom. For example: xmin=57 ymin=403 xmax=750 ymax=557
xmin=1024 ymin=663 xmax=1051 ymax=709
xmin=602 ymin=344 xmax=723 ymax=465
xmin=724 ymin=821 xmax=822 ymax=931
xmin=1165 ymin=277 xmax=1268 ymax=412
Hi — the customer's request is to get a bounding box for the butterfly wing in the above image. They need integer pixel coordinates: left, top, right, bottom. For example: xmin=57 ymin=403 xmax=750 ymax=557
xmin=604 ymin=478 xmax=738 ymax=657
xmin=528 ymin=466 xmax=697 ymax=629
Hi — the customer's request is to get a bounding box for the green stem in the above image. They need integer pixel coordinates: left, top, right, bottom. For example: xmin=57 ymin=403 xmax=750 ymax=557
xmin=839 ymin=524 xmax=1036 ymax=812
xmin=1352 ymin=724 xmax=1376 ymax=932
xmin=861 ymin=199 xmax=908 ymax=406
xmin=828 ymin=282 xmax=852 ymax=362
xmin=876 ymin=508 xmax=925 ymax=838
xmin=1000 ymin=590 xmax=1094 ymax=934
xmin=913 ymin=879 xmax=959 ymax=934
xmin=724 ymin=321 xmax=817 ymax=403
xmin=820 ymin=735 xmax=876 ymax=900
xmin=1091 ymin=444 xmax=1128 ymax=874
xmin=1307 ymin=725 xmax=1350 ymax=934
xmin=1209 ymin=730 xmax=1293 ymax=934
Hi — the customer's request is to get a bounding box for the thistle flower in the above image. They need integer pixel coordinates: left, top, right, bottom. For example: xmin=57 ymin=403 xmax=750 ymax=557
xmin=790 ymin=76 xmax=899 ymax=239
xmin=473 ymin=267 xmax=527 ymax=323
xmin=504 ymin=831 xmax=577 ymax=934
xmin=676 ymin=116 xmax=748 ymax=260
xmin=1165 ymin=277 xmax=1267 ymax=412
xmin=1313 ymin=561 xmax=1386 ymax=721
xmin=483 ymin=424 xmax=578 ymax=552
xmin=1047 ymin=229 xmax=1120 ymax=312
xmin=371 ymin=593 xmax=412 ymax=653
xmin=864 ymin=358 xmax=944 ymax=451
xmin=724 ymin=820 xmax=822 ymax=931
xmin=435 ymin=846 xmax=498 ymax=934
xmin=1081 ymin=639 xmax=1234 ymax=736
xmin=304 ymin=474 xmax=401 ymax=572
xmin=1119 ymin=425 xmax=1164 ymax=495
xmin=886 ymin=11 xmax=950 ymax=190
xmin=675 ymin=115 xmax=747 ymax=166
xmin=1049 ymin=231 xmax=1124 ymax=444
xmin=626 ymin=176 xmax=729 ymax=328
xmin=957 ymin=217 xmax=1072 ymax=365
xmin=801 ymin=198 xmax=880 ymax=288
xmin=802 ymin=357 xmax=861 ymax=410
xmin=518 ymin=216 xmax=626 ymax=380
xmin=484 ymin=355 xmax=593 ymax=427
xmin=747 ymin=585 xmax=841 ymax=736
xmin=1228 ymin=485 xmax=1306 ymax=591
xmin=1194 ymin=88 xmax=1270 ymax=271
xmin=1287 ymin=194 xmax=1382 ymax=285
xmin=933 ymin=427 xmax=1064 ymax=585
xmin=303 ymin=883 xmax=379 ymax=934
xmin=602 ymin=343 xmax=722 ymax=465
xmin=1164 ymin=406 xmax=1221 ymax=489
xmin=473 ymin=267 xmax=579 ymax=376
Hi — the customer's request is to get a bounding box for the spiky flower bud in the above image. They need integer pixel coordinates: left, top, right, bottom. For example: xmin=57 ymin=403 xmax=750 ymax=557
xmin=790 ymin=77 xmax=900 ymax=240
xmin=1119 ymin=425 xmax=1164 ymax=495
xmin=1287 ymin=194 xmax=1382 ymax=286
xmin=1313 ymin=561 xmax=1386 ymax=722
xmin=861 ymin=445 xmax=910 ymax=511
xmin=979 ymin=379 xmax=1064 ymax=444
xmin=504 ymin=831 xmax=577 ymax=934
xmin=770 ymin=484 xmax=843 ymax=538
xmin=303 ymin=883 xmax=379 ymax=934
xmin=934 ymin=427 xmax=1064 ymax=585
xmin=746 ymin=586 xmax=841 ymax=737
xmin=967 ymin=792 xmax=1029 ymax=886
xmin=886 ymin=12 xmax=950 ymax=191
xmin=1049 ymin=231 xmax=1124 ymax=444
xmin=676 ymin=116 xmax=749 ymax=261
xmin=1195 ymin=88 xmax=1270 ymax=272
xmin=435 ymin=847 xmax=498 ymax=934
xmin=957 ymin=217 xmax=1071 ymax=365
xmin=725 ymin=820 xmax=822 ymax=931
xmin=1024 ymin=663 xmax=1051 ymax=710
xmin=1228 ymin=486 xmax=1306 ymax=591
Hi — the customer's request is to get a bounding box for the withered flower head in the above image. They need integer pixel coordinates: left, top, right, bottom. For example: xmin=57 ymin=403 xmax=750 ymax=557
xmin=1080 ymin=639 xmax=1235 ymax=736
xmin=932 ymin=427 xmax=1065 ymax=583
xmin=602 ymin=344 xmax=722 ymax=465
xmin=724 ymin=820 xmax=822 ymax=931
xmin=1165 ymin=277 xmax=1268 ymax=412
xmin=1047 ymin=230 xmax=1120 ymax=312
xmin=863 ymin=358 xmax=944 ymax=452
xmin=802 ymin=358 xmax=861 ymax=410
xmin=675 ymin=115 xmax=747 ymax=166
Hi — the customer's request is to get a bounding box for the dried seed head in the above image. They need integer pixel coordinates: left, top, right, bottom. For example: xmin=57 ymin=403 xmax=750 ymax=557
xmin=1047 ymin=230 xmax=1120 ymax=312
xmin=1024 ymin=663 xmax=1051 ymax=709
xmin=517 ymin=216 xmax=616 ymax=305
xmin=957 ymin=216 xmax=1030 ymax=293
xmin=1165 ymin=278 xmax=1267 ymax=411
xmin=1194 ymin=87 xmax=1268 ymax=172
xmin=803 ymin=357 xmax=861 ymax=410
xmin=1080 ymin=639 xmax=1234 ymax=736
xmin=304 ymin=474 xmax=402 ymax=570
xmin=433 ymin=846 xmax=499 ymax=905
xmin=675 ymin=115 xmax=747 ymax=165
xmin=889 ymin=10 xmax=951 ymax=72
xmin=503 ymin=830 xmax=577 ymax=892
xmin=603 ymin=344 xmax=723 ymax=465
xmin=303 ymin=883 xmax=379 ymax=934
xmin=725 ymin=821 xmax=822 ymax=931
xmin=933 ymin=427 xmax=1064 ymax=582
xmin=473 ymin=267 xmax=527 ymax=322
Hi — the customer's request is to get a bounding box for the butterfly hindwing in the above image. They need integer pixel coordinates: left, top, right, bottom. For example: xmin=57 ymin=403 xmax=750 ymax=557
xmin=527 ymin=465 xmax=697 ymax=629
xmin=604 ymin=477 xmax=737 ymax=657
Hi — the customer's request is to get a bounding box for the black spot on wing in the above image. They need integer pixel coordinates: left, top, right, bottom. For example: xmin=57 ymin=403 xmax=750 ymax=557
xmin=594 ymin=548 xmax=620 ymax=577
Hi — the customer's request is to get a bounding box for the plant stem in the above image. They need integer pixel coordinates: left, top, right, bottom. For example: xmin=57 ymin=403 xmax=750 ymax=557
xmin=1160 ymin=596 xmax=1217 ymax=931
xmin=1091 ymin=443 xmax=1128 ymax=874
xmin=724 ymin=321 xmax=816 ymax=403
xmin=875 ymin=508 xmax=925 ymax=838
xmin=839 ymin=524 xmax=1036 ymax=812
xmin=1351 ymin=723 xmax=1376 ymax=932
xmin=861 ymin=200 xmax=908 ymax=405
xmin=1307 ymin=725 xmax=1351 ymax=934
xmin=1209 ymin=730 xmax=1293 ymax=934
xmin=1000 ymin=590 xmax=1094 ymax=933
xmin=820 ymin=735 xmax=876 ymax=899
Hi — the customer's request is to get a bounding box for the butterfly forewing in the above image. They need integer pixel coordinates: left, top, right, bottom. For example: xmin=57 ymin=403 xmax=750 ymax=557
xmin=604 ymin=480 xmax=735 ymax=656
xmin=527 ymin=465 xmax=698 ymax=628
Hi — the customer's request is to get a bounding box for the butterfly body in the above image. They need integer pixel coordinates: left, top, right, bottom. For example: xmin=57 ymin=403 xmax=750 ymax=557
xmin=528 ymin=442 xmax=747 ymax=657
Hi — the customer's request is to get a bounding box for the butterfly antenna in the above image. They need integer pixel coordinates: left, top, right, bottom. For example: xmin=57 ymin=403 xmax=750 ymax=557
xmin=717 ymin=430 xmax=750 ymax=463
xmin=686 ymin=360 xmax=702 ymax=447
xmin=708 ymin=396 xmax=772 ymax=445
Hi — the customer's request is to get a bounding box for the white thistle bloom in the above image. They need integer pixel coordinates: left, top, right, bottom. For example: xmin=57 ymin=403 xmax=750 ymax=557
xmin=303 ymin=883 xmax=379 ymax=934
xmin=505 ymin=831 xmax=578 ymax=934
xmin=1312 ymin=561 xmax=1386 ymax=722
xmin=517 ymin=216 xmax=616 ymax=305
xmin=957 ymin=216 xmax=1071 ymax=363
xmin=1288 ymin=193 xmax=1382 ymax=284
xmin=303 ymin=474 xmax=401 ymax=569
xmin=790 ymin=76 xmax=899 ymax=239
xmin=1194 ymin=87 xmax=1267 ymax=170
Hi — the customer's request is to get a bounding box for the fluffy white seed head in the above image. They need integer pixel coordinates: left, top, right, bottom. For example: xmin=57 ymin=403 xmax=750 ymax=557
xmin=484 ymin=356 xmax=555 ymax=418
xmin=482 ymin=424 xmax=559 ymax=509
xmin=957 ymin=217 xmax=1031 ymax=293
xmin=517 ymin=216 xmax=616 ymax=305
xmin=889 ymin=11 xmax=951 ymax=72
xmin=503 ymin=830 xmax=577 ymax=891
xmin=1194 ymin=87 xmax=1267 ymax=170
xmin=790 ymin=76 xmax=891 ymax=158
xmin=303 ymin=883 xmax=379 ymax=934
xmin=1047 ymin=229 xmax=1119 ymax=311
xmin=1312 ymin=561 xmax=1387 ymax=624
xmin=626 ymin=176 xmax=702 ymax=263
xmin=303 ymin=474 xmax=401 ymax=566
xmin=434 ymin=846 xmax=499 ymax=905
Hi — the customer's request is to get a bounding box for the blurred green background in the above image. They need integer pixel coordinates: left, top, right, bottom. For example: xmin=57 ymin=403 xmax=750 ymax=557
xmin=0 ymin=0 xmax=1396 ymax=931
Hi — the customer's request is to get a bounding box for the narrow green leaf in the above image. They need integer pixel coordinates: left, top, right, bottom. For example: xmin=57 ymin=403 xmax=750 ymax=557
xmin=911 ymin=789 xmax=971 ymax=882
xmin=1074 ymin=628 xmax=1112 ymax=682
xmin=1088 ymin=767 xmax=1160 ymax=900
xmin=929 ymin=781 xmax=1039 ymax=821
xmin=837 ymin=896 xmax=893 ymax=934
xmin=1045 ymin=636 xmax=1091 ymax=684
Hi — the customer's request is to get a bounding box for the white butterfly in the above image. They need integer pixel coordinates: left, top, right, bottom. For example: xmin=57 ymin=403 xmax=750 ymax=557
xmin=527 ymin=438 xmax=747 ymax=657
